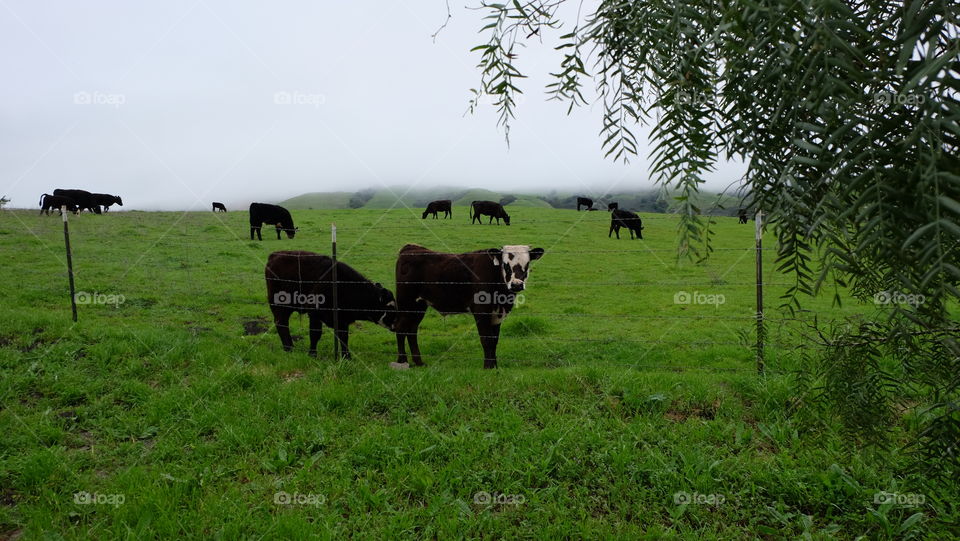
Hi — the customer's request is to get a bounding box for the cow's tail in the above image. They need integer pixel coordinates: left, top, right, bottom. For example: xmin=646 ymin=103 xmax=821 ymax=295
xmin=39 ymin=193 xmax=48 ymax=207
xmin=469 ymin=201 xmax=475 ymax=220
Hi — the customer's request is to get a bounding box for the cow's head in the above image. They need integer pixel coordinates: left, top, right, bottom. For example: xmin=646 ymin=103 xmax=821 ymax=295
xmin=421 ymin=209 xmax=429 ymax=219
xmin=487 ymin=245 xmax=544 ymax=292
xmin=114 ymin=196 xmax=123 ymax=206
xmin=373 ymin=283 xmax=397 ymax=330
xmin=502 ymin=211 xmax=511 ymax=226
xmin=276 ymin=223 xmax=297 ymax=239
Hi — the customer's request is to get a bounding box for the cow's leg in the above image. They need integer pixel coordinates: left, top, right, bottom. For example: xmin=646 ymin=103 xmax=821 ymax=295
xmin=275 ymin=226 xmax=282 ymax=240
xmin=395 ymin=333 xmax=408 ymax=364
xmin=307 ymin=312 xmax=323 ymax=357
xmin=609 ymin=223 xmax=615 ymax=238
xmin=394 ymin=306 xmax=427 ymax=366
xmin=474 ymin=315 xmax=501 ymax=369
xmin=335 ymin=326 xmax=351 ymax=360
xmin=273 ymin=310 xmax=294 ymax=352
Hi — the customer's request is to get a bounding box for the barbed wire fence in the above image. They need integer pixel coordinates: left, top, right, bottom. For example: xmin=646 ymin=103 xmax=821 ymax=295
xmin=25 ymin=207 xmax=842 ymax=376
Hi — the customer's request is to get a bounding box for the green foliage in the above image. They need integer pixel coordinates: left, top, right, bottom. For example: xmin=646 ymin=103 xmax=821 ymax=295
xmin=348 ymin=188 xmax=376 ymax=209
xmin=469 ymin=1 xmax=960 ymax=480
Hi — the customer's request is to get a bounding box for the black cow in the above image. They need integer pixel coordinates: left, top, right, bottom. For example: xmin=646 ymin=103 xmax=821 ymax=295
xmin=249 ymin=203 xmax=296 ymax=240
xmin=38 ymin=194 xmax=78 ymax=215
xmin=91 ymin=193 xmax=122 ymax=212
xmin=393 ymin=243 xmax=544 ymax=369
xmin=608 ymin=202 xmax=618 ymax=211
xmin=212 ymin=202 xmax=227 ymax=212
xmin=577 ymin=197 xmax=593 ymax=211
xmin=609 ymin=209 xmax=644 ymax=239
xmin=265 ymin=251 xmax=396 ymax=358
xmin=53 ymin=189 xmax=101 ymax=214
xmin=470 ymin=200 xmax=510 ymax=225
xmin=422 ymin=200 xmax=452 ymax=219
xmin=738 ymin=208 xmax=748 ymax=224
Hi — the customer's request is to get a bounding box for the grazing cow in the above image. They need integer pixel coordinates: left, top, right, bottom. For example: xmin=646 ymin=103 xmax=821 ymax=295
xmin=53 ymin=189 xmax=101 ymax=214
xmin=91 ymin=193 xmax=123 ymax=212
xmin=609 ymin=209 xmax=644 ymax=239
xmin=577 ymin=197 xmax=593 ymax=211
xmin=470 ymin=200 xmax=510 ymax=225
xmin=738 ymin=208 xmax=748 ymax=224
xmin=422 ymin=199 xmax=452 ymax=219
xmin=249 ymin=202 xmax=296 ymax=240
xmin=393 ymin=243 xmax=544 ymax=369
xmin=212 ymin=202 xmax=227 ymax=212
xmin=265 ymin=251 xmax=396 ymax=358
xmin=608 ymin=202 xmax=619 ymax=211
xmin=38 ymin=194 xmax=78 ymax=215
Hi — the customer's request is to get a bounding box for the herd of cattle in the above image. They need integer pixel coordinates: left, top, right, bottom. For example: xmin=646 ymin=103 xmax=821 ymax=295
xmin=38 ymin=189 xmax=123 ymax=215
xmin=29 ymin=191 xmax=738 ymax=367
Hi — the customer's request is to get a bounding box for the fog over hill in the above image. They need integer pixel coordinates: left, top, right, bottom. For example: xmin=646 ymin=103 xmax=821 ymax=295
xmin=278 ymin=187 xmax=747 ymax=216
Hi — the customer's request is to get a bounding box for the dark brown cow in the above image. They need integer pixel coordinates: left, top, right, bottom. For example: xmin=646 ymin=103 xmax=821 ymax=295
xmin=607 ymin=202 xmax=618 ymax=211
xmin=422 ymin=199 xmax=452 ymax=219
xmin=250 ymin=202 xmax=296 ymax=240
xmin=392 ymin=243 xmax=544 ymax=369
xmin=470 ymin=200 xmax=510 ymax=225
xmin=265 ymin=251 xmax=396 ymax=358
xmin=576 ymin=196 xmax=593 ymax=211
xmin=91 ymin=193 xmax=123 ymax=212
xmin=609 ymin=209 xmax=644 ymax=239
xmin=738 ymin=208 xmax=748 ymax=224
xmin=39 ymin=194 xmax=78 ymax=215
xmin=212 ymin=202 xmax=227 ymax=212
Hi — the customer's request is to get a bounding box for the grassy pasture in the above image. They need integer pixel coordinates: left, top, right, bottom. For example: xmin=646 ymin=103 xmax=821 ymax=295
xmin=0 ymin=205 xmax=953 ymax=538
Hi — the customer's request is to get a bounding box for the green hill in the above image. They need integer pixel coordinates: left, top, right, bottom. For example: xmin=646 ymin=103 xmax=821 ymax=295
xmin=279 ymin=192 xmax=353 ymax=210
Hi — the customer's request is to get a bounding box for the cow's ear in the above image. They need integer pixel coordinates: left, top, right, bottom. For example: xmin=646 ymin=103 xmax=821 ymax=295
xmin=486 ymin=248 xmax=502 ymax=266
xmin=529 ymin=248 xmax=545 ymax=261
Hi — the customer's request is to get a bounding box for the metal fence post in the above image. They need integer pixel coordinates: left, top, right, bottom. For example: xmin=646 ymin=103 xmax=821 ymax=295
xmin=331 ymin=223 xmax=340 ymax=359
xmin=63 ymin=206 xmax=78 ymax=322
xmin=755 ymin=210 xmax=765 ymax=375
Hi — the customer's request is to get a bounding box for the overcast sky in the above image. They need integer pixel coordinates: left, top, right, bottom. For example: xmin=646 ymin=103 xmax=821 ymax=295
xmin=1 ymin=1 xmax=746 ymax=210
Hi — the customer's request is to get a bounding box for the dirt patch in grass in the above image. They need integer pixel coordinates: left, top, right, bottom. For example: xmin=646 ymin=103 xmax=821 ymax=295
xmin=241 ymin=317 xmax=270 ymax=335
xmin=282 ymin=370 xmax=305 ymax=383
xmin=665 ymin=398 xmax=721 ymax=422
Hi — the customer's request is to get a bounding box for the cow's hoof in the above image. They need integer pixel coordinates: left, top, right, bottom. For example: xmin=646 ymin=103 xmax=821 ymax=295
xmin=389 ymin=362 xmax=410 ymax=371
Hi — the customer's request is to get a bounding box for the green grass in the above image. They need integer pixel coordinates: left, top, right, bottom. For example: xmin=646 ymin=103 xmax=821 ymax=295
xmin=0 ymin=206 xmax=953 ymax=538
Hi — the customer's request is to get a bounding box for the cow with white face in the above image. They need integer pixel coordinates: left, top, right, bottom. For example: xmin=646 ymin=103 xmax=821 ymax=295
xmin=392 ymin=243 xmax=545 ymax=369
xmin=498 ymin=244 xmax=543 ymax=292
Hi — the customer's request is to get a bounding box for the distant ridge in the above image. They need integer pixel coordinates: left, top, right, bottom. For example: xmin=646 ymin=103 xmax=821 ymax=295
xmin=278 ymin=187 xmax=744 ymax=215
